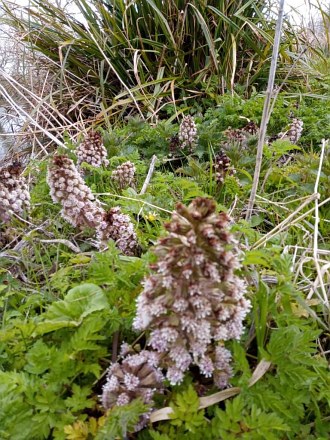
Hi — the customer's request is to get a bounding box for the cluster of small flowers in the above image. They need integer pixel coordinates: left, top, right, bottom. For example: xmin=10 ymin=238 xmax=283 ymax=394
xmin=223 ymin=122 xmax=259 ymax=151
xmin=47 ymin=155 xmax=104 ymax=228
xmin=47 ymin=155 xmax=139 ymax=255
xmin=242 ymin=121 xmax=259 ymax=135
xmin=0 ymin=162 xmax=30 ymax=223
xmin=96 ymin=207 xmax=138 ymax=255
xmin=286 ymin=118 xmax=303 ymax=144
xmin=268 ymin=117 xmax=304 ymax=146
xmin=224 ymin=127 xmax=247 ymax=144
xmin=214 ymin=151 xmax=236 ymax=184
xmin=133 ymin=197 xmax=251 ymax=388
xmin=178 ymin=115 xmax=198 ymax=152
xmin=76 ymin=131 xmax=109 ymax=168
xmin=267 ymin=133 xmax=280 ymax=144
xmin=101 ymin=346 xmax=164 ymax=429
xmin=112 ymin=161 xmax=136 ymax=189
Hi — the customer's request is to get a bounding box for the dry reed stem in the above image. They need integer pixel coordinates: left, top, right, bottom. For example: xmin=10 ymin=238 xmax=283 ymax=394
xmin=37 ymin=239 xmax=81 ymax=253
xmin=0 ymin=83 xmax=65 ymax=151
xmin=140 ymin=155 xmax=157 ymax=195
xmin=311 ymin=139 xmax=329 ymax=308
xmin=95 ymin=192 xmax=174 ymax=216
xmin=252 ymin=193 xmax=319 ymax=249
xmin=245 ymin=0 xmax=285 ymax=221
xmin=0 ymin=69 xmax=72 ymax=127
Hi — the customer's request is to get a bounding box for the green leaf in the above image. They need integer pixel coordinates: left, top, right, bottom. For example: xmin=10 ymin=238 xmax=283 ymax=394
xmin=65 ymin=384 xmax=94 ymax=412
xmin=33 ymin=284 xmax=108 ymax=335
xmin=243 ymin=249 xmax=271 ymax=266
xmin=95 ymin=399 xmax=149 ymax=440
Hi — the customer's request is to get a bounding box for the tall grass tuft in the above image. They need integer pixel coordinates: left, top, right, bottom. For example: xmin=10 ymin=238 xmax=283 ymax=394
xmin=1 ymin=0 xmax=308 ymax=123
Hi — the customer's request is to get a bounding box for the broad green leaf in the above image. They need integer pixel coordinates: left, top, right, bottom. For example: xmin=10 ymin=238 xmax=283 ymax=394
xmin=33 ymin=284 xmax=108 ymax=335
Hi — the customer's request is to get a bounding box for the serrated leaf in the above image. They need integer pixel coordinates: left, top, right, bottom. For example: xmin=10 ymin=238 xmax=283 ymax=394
xmin=41 ymin=284 xmax=107 ymax=328
xmin=30 ymin=285 xmax=108 ymax=336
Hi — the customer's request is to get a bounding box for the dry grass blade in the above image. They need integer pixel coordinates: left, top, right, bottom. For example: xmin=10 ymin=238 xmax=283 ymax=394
xmin=37 ymin=239 xmax=81 ymax=253
xmin=311 ymin=139 xmax=329 ymax=308
xmin=0 ymin=0 xmax=310 ymax=126
xmin=252 ymin=193 xmax=320 ymax=249
xmin=150 ymin=359 xmax=271 ymax=423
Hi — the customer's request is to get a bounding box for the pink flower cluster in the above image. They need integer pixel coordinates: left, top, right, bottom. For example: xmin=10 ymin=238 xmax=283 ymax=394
xmin=76 ymin=131 xmax=109 ymax=168
xmin=178 ymin=115 xmax=198 ymax=152
xmin=97 ymin=207 xmax=138 ymax=255
xmin=47 ymin=155 xmax=104 ymax=229
xmin=286 ymin=118 xmax=304 ymax=144
xmin=101 ymin=347 xmax=164 ymax=429
xmin=223 ymin=122 xmax=259 ymax=151
xmin=0 ymin=162 xmax=30 ymax=223
xmin=112 ymin=161 xmax=136 ymax=189
xmin=47 ymin=155 xmax=138 ymax=255
xmin=133 ymin=197 xmax=251 ymax=387
xmin=214 ymin=150 xmax=236 ymax=184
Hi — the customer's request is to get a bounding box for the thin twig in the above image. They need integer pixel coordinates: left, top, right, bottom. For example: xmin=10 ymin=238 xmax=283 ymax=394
xmin=268 ymin=48 xmax=307 ymax=117
xmin=37 ymin=239 xmax=81 ymax=253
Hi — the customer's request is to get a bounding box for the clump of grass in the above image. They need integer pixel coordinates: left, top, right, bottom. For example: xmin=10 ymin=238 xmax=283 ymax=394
xmin=0 ymin=0 xmax=311 ymax=125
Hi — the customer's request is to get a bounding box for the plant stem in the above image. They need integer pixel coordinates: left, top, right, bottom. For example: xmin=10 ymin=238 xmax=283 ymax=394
xmin=140 ymin=155 xmax=157 ymax=195
xmin=112 ymin=331 xmax=120 ymax=363
xmin=245 ymin=0 xmax=285 ymax=221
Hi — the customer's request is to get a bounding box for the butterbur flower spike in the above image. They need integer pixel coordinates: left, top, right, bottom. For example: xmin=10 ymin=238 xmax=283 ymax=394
xmin=101 ymin=347 xmax=164 ymax=430
xmin=47 ymin=155 xmax=104 ymax=228
xmin=133 ymin=197 xmax=251 ymax=388
xmin=224 ymin=127 xmax=247 ymax=144
xmin=242 ymin=121 xmax=259 ymax=135
xmin=76 ymin=131 xmax=109 ymax=168
xmin=0 ymin=162 xmax=30 ymax=223
xmin=178 ymin=115 xmax=198 ymax=152
xmin=111 ymin=161 xmax=136 ymax=189
xmin=214 ymin=151 xmax=235 ymax=184
xmin=96 ymin=207 xmax=138 ymax=256
xmin=48 ymin=156 xmax=139 ymax=255
xmin=286 ymin=118 xmax=303 ymax=144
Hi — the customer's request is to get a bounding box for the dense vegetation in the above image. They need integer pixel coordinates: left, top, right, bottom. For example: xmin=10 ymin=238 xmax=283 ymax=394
xmin=0 ymin=1 xmax=329 ymax=439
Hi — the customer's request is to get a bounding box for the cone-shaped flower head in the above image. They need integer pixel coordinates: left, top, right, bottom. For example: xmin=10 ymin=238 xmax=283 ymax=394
xmin=47 ymin=155 xmax=104 ymax=228
xmin=96 ymin=207 xmax=138 ymax=256
xmin=76 ymin=131 xmax=109 ymax=168
xmin=178 ymin=115 xmax=198 ymax=152
xmin=101 ymin=347 xmax=164 ymax=429
xmin=242 ymin=121 xmax=259 ymax=135
xmin=133 ymin=197 xmax=250 ymax=387
xmin=224 ymin=127 xmax=247 ymax=144
xmin=111 ymin=161 xmax=136 ymax=189
xmin=214 ymin=151 xmax=235 ymax=184
xmin=287 ymin=118 xmax=303 ymax=144
xmin=0 ymin=162 xmax=30 ymax=223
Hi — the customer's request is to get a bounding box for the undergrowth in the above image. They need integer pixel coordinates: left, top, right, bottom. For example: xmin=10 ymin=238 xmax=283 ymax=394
xmin=0 ymin=90 xmax=329 ymax=439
